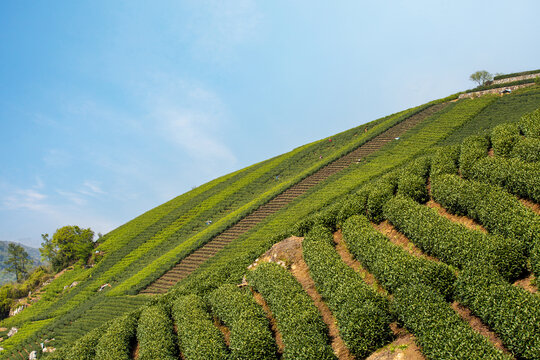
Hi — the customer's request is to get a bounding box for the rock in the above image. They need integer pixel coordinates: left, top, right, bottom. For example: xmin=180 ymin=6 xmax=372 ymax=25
xmin=70 ymin=281 xmax=79 ymax=288
xmin=28 ymin=350 xmax=37 ymax=360
xmin=7 ymin=327 xmax=18 ymax=337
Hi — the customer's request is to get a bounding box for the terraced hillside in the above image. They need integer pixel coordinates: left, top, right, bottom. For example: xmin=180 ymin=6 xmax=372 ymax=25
xmin=1 ymin=81 xmax=540 ymax=360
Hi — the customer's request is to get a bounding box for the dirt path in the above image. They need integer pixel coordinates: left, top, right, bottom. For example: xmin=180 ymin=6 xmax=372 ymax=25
xmin=520 ymin=198 xmax=540 ymax=215
xmin=334 ymin=230 xmax=425 ymax=360
xmin=374 ymin=221 xmax=440 ymax=262
xmin=251 ymin=290 xmax=284 ymax=354
xmin=513 ymin=274 xmax=538 ymax=293
xmin=426 ymin=200 xmax=487 ymax=233
xmin=451 ymin=302 xmax=514 ymax=358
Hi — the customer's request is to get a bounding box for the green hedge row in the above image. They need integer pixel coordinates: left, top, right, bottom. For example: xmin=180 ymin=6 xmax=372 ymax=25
xmin=490 ymin=123 xmax=520 ymax=157
xmin=384 ymin=196 xmax=526 ymax=281
xmin=494 ymin=69 xmax=540 ymax=80
xmin=431 ymin=145 xmax=460 ymax=176
xmin=342 ymin=215 xmax=455 ymax=298
xmin=366 ymin=174 xmax=399 ymax=223
xmin=95 ymin=312 xmax=138 ymax=360
xmin=61 ymin=324 xmax=105 ymax=360
xmin=455 ymin=266 xmax=540 ymax=360
xmin=518 ymin=107 xmax=540 ymax=138
xmin=246 ymin=262 xmax=336 ymax=360
xmin=459 ymin=135 xmax=490 ymax=178
xmin=137 ymin=304 xmax=176 ymax=360
xmin=303 ymin=225 xmax=392 ymax=358
xmin=431 ymin=174 xmax=540 ymax=254
xmin=511 ymin=137 xmax=540 ymax=163
xmin=172 ymin=294 xmax=228 ymax=360
xmin=470 ymin=156 xmax=540 ymax=204
xmin=207 ymin=284 xmax=276 ymax=360
xmin=393 ymin=283 xmax=509 ymax=360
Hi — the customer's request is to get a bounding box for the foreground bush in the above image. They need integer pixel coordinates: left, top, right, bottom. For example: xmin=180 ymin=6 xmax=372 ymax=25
xmin=455 ymin=266 xmax=540 ymax=360
xmin=393 ymin=283 xmax=509 ymax=360
xmin=304 ymin=225 xmax=392 ymax=357
xmin=342 ymin=215 xmax=455 ymax=298
xmin=384 ymin=196 xmax=526 ymax=281
xmin=430 ymin=145 xmax=460 ymax=176
xmin=431 ymin=174 xmax=540 ymax=255
xmin=208 ymin=284 xmax=276 ymax=360
xmin=246 ymin=262 xmax=335 ymax=360
xmin=172 ymin=294 xmax=228 ymax=360
xmin=459 ymin=135 xmax=490 ymax=178
xmin=137 ymin=304 xmax=176 ymax=360
xmin=95 ymin=312 xmax=138 ymax=360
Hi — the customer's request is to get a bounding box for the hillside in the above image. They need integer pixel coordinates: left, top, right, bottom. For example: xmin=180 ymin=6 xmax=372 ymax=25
xmin=0 ymin=242 xmax=42 ymax=285
xmin=1 ymin=74 xmax=540 ymax=359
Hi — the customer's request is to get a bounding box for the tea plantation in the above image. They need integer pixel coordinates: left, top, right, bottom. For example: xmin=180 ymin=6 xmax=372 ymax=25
xmin=2 ymin=80 xmax=540 ymax=359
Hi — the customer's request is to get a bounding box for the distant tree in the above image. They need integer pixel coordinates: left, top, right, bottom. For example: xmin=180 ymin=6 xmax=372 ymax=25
xmin=5 ymin=243 xmax=31 ymax=282
xmin=469 ymin=70 xmax=493 ymax=86
xmin=41 ymin=226 xmax=95 ymax=271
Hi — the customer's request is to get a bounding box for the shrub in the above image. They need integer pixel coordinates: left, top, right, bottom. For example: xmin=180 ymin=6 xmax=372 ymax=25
xmin=393 ymin=283 xmax=509 ymax=360
xmin=172 ymin=294 xmax=228 ymax=360
xmin=342 ymin=215 xmax=455 ymax=299
xmin=469 ymin=156 xmax=540 ymax=204
xmin=95 ymin=312 xmax=138 ymax=360
xmin=430 ymin=145 xmax=460 ymax=176
xmin=336 ymin=191 xmax=369 ymax=227
xmin=518 ymin=108 xmax=540 ymax=138
xmin=246 ymin=262 xmax=335 ymax=360
xmin=207 ymin=284 xmax=276 ymax=360
xmin=490 ymin=123 xmax=520 ymax=157
xmin=366 ymin=174 xmax=399 ymax=223
xmin=137 ymin=304 xmax=176 ymax=360
xmin=396 ymin=173 xmax=428 ymax=203
xmin=511 ymin=137 xmax=540 ymax=162
xmin=65 ymin=325 xmax=104 ymax=360
xmin=303 ymin=225 xmax=392 ymax=358
xmin=431 ymin=174 xmax=540 ymax=255
xmin=459 ymin=135 xmax=490 ymax=178
xmin=384 ymin=196 xmax=526 ymax=281
xmin=455 ymin=266 xmax=540 ymax=360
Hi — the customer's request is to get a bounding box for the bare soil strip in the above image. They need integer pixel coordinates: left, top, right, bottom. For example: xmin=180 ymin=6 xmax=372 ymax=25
xmin=334 ymin=230 xmax=425 ymax=360
xmin=520 ymin=198 xmax=540 ymax=215
xmin=451 ymin=302 xmax=514 ymax=357
xmin=251 ymin=290 xmax=284 ymax=354
xmin=213 ymin=317 xmax=231 ymax=347
xmin=374 ymin=221 xmax=440 ymax=262
xmin=513 ymin=273 xmax=538 ymax=294
xmin=426 ymin=200 xmax=487 ymax=233
xmin=289 ymin=237 xmax=354 ymax=360
xmin=333 ymin=230 xmax=386 ymax=295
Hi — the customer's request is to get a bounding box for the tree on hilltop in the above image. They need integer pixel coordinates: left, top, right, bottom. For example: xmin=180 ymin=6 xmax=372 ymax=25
xmin=469 ymin=70 xmax=493 ymax=86
xmin=41 ymin=226 xmax=95 ymax=271
xmin=5 ymin=243 xmax=32 ymax=282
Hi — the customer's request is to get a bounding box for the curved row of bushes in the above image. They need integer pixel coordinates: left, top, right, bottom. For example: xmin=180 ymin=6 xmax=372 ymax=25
xmin=245 ymin=262 xmax=336 ymax=360
xmin=341 ymin=215 xmax=455 ymax=298
xmin=431 ymin=174 xmax=540 ymax=252
xmin=137 ymin=304 xmax=176 ymax=360
xmin=207 ymin=284 xmax=276 ymax=360
xmin=172 ymin=294 xmax=229 ymax=360
xmin=303 ymin=225 xmax=392 ymax=358
xmin=455 ymin=266 xmax=540 ymax=360
xmin=430 ymin=145 xmax=460 ymax=176
xmin=469 ymin=156 xmax=540 ymax=204
xmin=459 ymin=135 xmax=490 ymax=178
xmin=384 ymin=196 xmax=526 ymax=281
xmin=393 ymin=283 xmax=510 ymax=360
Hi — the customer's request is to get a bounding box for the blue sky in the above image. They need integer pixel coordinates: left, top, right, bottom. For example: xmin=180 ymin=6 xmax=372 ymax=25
xmin=1 ymin=1 xmax=539 ymax=248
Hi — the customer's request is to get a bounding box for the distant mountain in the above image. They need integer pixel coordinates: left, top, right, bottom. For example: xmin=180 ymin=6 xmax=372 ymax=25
xmin=0 ymin=241 xmax=43 ymax=285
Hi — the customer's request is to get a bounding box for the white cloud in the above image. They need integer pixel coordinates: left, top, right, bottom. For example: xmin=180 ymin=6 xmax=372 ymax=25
xmin=157 ymin=107 xmax=237 ymax=164
xmin=182 ymin=0 xmax=261 ymax=63
xmin=3 ymin=188 xmax=48 ymax=211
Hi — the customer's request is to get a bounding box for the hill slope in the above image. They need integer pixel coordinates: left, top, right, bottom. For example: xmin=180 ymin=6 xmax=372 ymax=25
xmin=1 ymin=80 xmax=540 ymax=359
